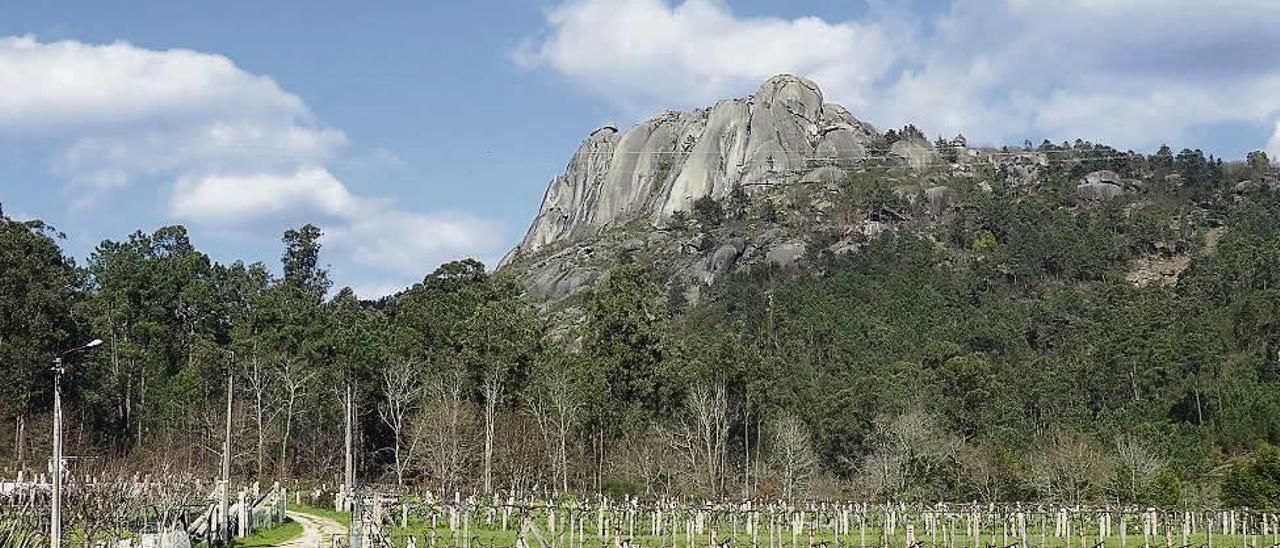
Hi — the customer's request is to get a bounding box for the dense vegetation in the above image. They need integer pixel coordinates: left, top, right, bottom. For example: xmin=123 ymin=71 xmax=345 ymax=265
xmin=2 ymin=143 xmax=1279 ymax=508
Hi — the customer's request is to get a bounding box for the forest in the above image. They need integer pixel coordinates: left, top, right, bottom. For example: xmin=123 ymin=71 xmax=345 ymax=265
xmin=2 ymin=144 xmax=1280 ymax=509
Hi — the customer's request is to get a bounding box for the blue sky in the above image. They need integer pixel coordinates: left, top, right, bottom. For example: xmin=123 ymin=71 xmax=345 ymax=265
xmin=3 ymin=0 xmax=1279 ymax=297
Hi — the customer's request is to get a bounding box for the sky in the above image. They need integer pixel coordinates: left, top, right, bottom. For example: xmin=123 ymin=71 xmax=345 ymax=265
xmin=3 ymin=0 xmax=1279 ymax=298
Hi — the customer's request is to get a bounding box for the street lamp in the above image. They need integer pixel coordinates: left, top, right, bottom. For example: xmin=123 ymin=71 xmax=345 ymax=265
xmin=51 ymin=338 xmax=101 ymax=548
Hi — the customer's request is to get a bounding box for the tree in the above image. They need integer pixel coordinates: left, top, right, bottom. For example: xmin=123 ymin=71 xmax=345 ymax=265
xmin=1113 ymin=434 xmax=1165 ymax=503
xmin=419 ymin=360 xmax=475 ymax=494
xmin=0 ymin=212 xmax=81 ymax=467
xmin=1221 ymin=446 xmax=1280 ymax=507
xmin=727 ymin=184 xmax=750 ymax=219
xmin=769 ymin=412 xmax=817 ymax=500
xmin=281 ymin=224 xmax=330 ymax=299
xmin=275 ymin=355 xmax=314 ymax=476
xmin=459 ymin=276 xmax=540 ymax=494
xmin=1027 ymin=431 xmax=1114 ymax=504
xmin=692 ymin=195 xmax=725 ymax=227
xmin=379 ymin=358 xmax=423 ymax=485
xmin=1247 ymin=150 xmax=1271 ymax=171
xmin=526 ymin=348 xmax=587 ymax=492
xmin=673 ymin=380 xmax=729 ymax=495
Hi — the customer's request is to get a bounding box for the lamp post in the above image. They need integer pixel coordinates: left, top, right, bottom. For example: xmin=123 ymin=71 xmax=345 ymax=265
xmin=51 ymin=338 xmax=102 ymax=548
xmin=221 ymin=351 xmax=233 ymax=544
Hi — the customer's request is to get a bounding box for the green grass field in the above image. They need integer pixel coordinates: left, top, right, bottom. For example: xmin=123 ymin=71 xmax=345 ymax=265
xmin=229 ymin=518 xmax=303 ymax=547
xmin=374 ymin=520 xmax=1276 ymax=547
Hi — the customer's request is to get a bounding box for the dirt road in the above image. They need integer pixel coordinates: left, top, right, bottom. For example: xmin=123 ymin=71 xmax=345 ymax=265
xmin=276 ymin=510 xmax=348 ymax=547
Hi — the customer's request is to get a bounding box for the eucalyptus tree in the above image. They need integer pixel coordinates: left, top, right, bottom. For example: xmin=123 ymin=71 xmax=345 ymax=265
xmin=0 ymin=211 xmax=82 ymax=466
xmin=461 ymin=285 xmax=541 ymax=493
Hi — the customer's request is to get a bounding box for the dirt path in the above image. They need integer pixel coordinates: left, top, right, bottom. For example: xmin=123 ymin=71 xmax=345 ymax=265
xmin=277 ymin=510 xmax=348 ymax=547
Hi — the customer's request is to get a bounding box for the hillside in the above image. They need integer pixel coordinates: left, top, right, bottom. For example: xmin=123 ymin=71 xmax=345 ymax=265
xmin=500 ymin=74 xmax=1277 ymax=321
xmin=492 ymin=74 xmax=1280 ymax=501
xmin=4 ymin=74 xmax=1280 ymax=505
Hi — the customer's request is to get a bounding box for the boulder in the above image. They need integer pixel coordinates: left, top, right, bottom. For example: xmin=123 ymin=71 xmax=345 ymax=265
xmin=924 ymin=186 xmax=955 ymax=215
xmin=800 ymin=166 xmax=847 ymax=185
xmin=620 ymin=238 xmax=646 ymax=252
xmin=1234 ymin=180 xmax=1261 ymax=194
xmin=1084 ymin=170 xmax=1121 ymax=185
xmin=766 ymin=240 xmax=807 ymax=267
xmin=1077 ymin=181 xmax=1124 ymax=200
xmin=890 ymin=138 xmax=937 ymax=169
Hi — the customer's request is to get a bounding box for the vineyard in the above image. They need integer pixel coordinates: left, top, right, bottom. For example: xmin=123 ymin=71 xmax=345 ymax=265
xmin=3 ymin=469 xmax=1280 ymax=547
xmin=333 ymin=491 xmax=1280 ymax=548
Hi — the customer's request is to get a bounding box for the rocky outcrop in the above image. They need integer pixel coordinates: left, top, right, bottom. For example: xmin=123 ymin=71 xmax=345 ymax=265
xmin=1076 ymin=170 xmax=1137 ymax=200
xmin=509 ymin=75 xmax=881 ymax=259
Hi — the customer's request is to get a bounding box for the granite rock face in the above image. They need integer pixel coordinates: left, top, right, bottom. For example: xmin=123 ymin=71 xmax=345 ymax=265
xmin=509 ymin=75 xmax=879 ymax=259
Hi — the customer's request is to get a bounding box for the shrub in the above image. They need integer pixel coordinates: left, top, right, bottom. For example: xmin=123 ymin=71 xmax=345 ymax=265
xmin=1221 ymin=446 xmax=1280 ymax=507
xmin=692 ymin=195 xmax=725 ymax=227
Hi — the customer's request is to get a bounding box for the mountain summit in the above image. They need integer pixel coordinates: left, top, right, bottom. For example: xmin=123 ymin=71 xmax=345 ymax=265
xmin=510 ymin=75 xmax=892 ymax=256
xmin=501 ymin=74 xmax=951 ymax=307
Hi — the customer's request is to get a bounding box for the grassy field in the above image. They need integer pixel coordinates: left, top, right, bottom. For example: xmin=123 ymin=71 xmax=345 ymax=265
xmin=373 ymin=521 xmax=1276 ymax=547
xmin=229 ymin=518 xmax=303 ymax=547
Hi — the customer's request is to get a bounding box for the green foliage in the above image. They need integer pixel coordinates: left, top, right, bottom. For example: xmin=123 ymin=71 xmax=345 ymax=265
xmin=669 ymin=210 xmax=689 ymax=230
xmin=0 ymin=213 xmax=82 ymax=417
xmin=583 ymin=264 xmax=668 ymax=428
xmin=727 ymin=183 xmax=750 ymax=219
xmin=1246 ymin=150 xmax=1270 ymax=171
xmin=692 ymin=195 xmax=725 ymax=227
xmin=1221 ymin=446 xmax=1280 ymax=507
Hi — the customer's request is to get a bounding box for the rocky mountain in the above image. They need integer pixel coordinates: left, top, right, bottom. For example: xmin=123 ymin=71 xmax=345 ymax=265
xmin=499 ymin=76 xmax=925 ymax=303
xmin=498 ymin=74 xmax=1273 ymax=319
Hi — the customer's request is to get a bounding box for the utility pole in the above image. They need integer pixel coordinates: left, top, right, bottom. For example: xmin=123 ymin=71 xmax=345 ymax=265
xmin=51 ymin=356 xmax=63 ymax=548
xmin=51 ymin=339 xmax=101 ymax=548
xmin=221 ymin=352 xmax=234 ymax=544
xmin=344 ymin=381 xmax=354 ymax=500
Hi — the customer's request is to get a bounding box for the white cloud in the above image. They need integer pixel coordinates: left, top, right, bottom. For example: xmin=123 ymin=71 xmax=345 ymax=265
xmin=515 ymin=0 xmax=892 ymax=113
xmin=521 ymin=0 xmax=1280 ymax=153
xmin=0 ymin=35 xmax=304 ymax=131
xmin=3 ymin=35 xmax=504 ymax=289
xmin=349 ymin=282 xmax=410 ymax=301
xmin=57 ymin=121 xmax=346 ymax=190
xmin=1268 ymin=121 xmax=1280 ymax=161
xmin=0 ymin=35 xmax=346 ymax=191
xmin=326 ymin=210 xmax=505 ymax=278
xmin=169 ymin=167 xmax=382 ymax=224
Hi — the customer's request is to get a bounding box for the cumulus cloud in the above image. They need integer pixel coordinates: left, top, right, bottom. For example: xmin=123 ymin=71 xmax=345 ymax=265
xmin=326 ymin=211 xmax=504 ymax=279
xmin=169 ymin=167 xmax=383 ymax=224
xmin=1269 ymin=121 xmax=1280 ymax=161
xmin=0 ymin=35 xmax=305 ymax=131
xmin=515 ymin=0 xmax=892 ymax=113
xmin=0 ymin=35 xmax=345 ymax=191
xmin=3 ymin=35 xmax=504 ymax=288
xmin=520 ymin=0 xmax=1280 ymax=154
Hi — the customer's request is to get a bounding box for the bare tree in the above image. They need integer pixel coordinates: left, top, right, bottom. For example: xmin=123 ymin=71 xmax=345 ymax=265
xmin=615 ymin=425 xmax=680 ymax=497
xmin=769 ymin=412 xmax=818 ymax=500
xmin=242 ymin=349 xmax=278 ymax=478
xmin=673 ymin=381 xmax=730 ymax=495
xmin=480 ymin=363 xmax=507 ymax=494
xmin=854 ymin=408 xmax=962 ymax=499
xmin=526 ymin=360 xmax=583 ymax=492
xmin=957 ymin=443 xmax=1002 ymax=502
xmin=1026 ymin=430 xmax=1114 ymax=503
xmin=419 ymin=360 xmax=476 ymax=494
xmin=275 ymin=355 xmax=314 ymax=476
xmin=1113 ymin=433 xmax=1165 ymax=502
xmin=64 ymin=462 xmax=140 ymax=547
xmin=379 ymin=358 xmax=423 ymax=485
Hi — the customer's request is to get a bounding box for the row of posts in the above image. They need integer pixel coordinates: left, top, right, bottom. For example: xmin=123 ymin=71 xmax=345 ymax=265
xmin=348 ymin=496 xmax=1280 ymax=548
